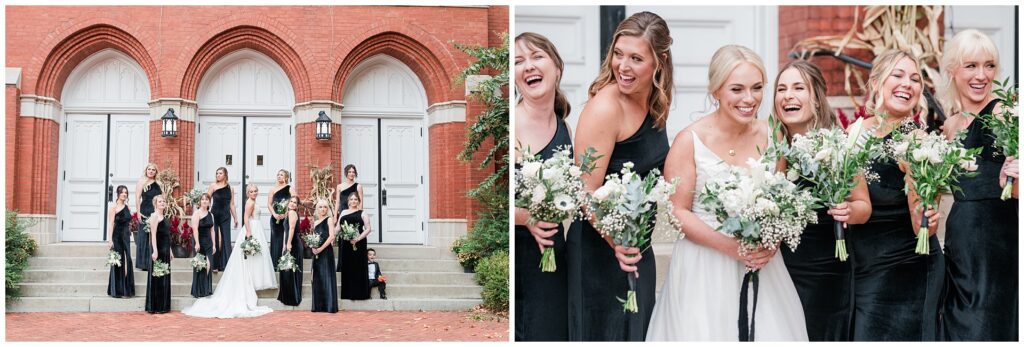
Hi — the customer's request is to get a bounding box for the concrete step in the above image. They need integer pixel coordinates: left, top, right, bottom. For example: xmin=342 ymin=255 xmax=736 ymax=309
xmin=18 ymin=282 xmax=483 ymax=299
xmin=5 ymin=296 xmax=482 ymax=312
xmin=28 ymin=257 xmax=467 ymax=273
xmin=35 ymin=242 xmax=455 ymax=260
xmin=22 ymin=269 xmax=476 ymax=286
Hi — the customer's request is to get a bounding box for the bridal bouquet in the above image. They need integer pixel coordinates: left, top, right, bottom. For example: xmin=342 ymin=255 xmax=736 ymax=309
xmin=698 ymin=157 xmax=817 ymax=341
xmin=241 ymin=235 xmax=262 ymax=259
xmin=105 ymin=250 xmax=122 ymax=268
xmin=777 ymin=118 xmax=881 ymax=261
xmin=588 ymin=162 xmax=681 ymax=313
xmin=514 ymin=145 xmax=599 ymax=272
xmin=885 ymin=124 xmax=980 ymax=254
xmin=338 ymin=221 xmax=360 ymax=251
xmin=301 ymin=232 xmax=323 ymax=259
xmin=190 ymin=253 xmax=208 ymax=272
xmin=151 ymin=259 xmax=170 ymax=277
xmin=273 ymin=200 xmax=289 ymax=224
xmin=969 ymin=78 xmax=1018 ymax=200
xmin=276 ymin=252 xmax=299 ymax=272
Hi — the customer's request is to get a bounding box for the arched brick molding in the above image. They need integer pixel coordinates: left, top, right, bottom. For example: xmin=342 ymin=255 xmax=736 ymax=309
xmin=332 ymin=31 xmax=458 ymax=105
xmin=34 ymin=24 xmax=159 ymax=102
xmin=178 ymin=26 xmax=312 ymax=103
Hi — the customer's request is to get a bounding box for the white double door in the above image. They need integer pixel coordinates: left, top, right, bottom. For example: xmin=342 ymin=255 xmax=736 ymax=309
xmin=196 ymin=116 xmax=294 ymax=242
xmin=60 ymin=114 xmax=150 ymax=241
xmin=341 ymin=117 xmax=426 ymax=244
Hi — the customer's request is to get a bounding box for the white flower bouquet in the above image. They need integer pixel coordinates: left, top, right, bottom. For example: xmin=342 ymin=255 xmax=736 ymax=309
xmin=885 ymin=124 xmax=981 ymax=254
xmin=276 ymin=251 xmax=299 ymax=272
xmin=588 ymin=162 xmax=681 ymax=313
xmin=240 ymin=235 xmax=262 ymax=259
xmin=105 ymin=250 xmax=122 ymax=268
xmin=184 ymin=187 xmax=204 ymax=207
xmin=777 ymin=117 xmax=881 ymax=261
xmin=969 ymin=78 xmax=1018 ymax=200
xmin=190 ymin=253 xmax=208 ymax=272
xmin=514 ymin=145 xmax=599 ymax=272
xmin=338 ymin=221 xmax=360 ymax=251
xmin=151 ymin=259 xmax=170 ymax=277
xmin=273 ymin=200 xmax=289 ymax=224
xmin=301 ymin=232 xmax=323 ymax=259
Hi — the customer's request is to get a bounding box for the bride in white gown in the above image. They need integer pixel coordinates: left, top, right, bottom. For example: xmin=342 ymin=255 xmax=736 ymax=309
xmin=646 ymin=45 xmax=807 ymax=341
xmin=183 ymin=184 xmax=277 ymax=318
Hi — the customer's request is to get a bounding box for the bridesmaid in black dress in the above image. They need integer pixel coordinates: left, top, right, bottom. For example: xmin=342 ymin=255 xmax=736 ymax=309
xmin=311 ymin=199 xmax=339 ymax=313
xmin=335 ymin=164 xmax=364 ymax=272
xmin=135 ymin=163 xmax=161 ymax=270
xmin=772 ymin=61 xmax=872 ymax=341
xmin=145 ymin=195 xmax=172 ymax=314
xmin=268 ymin=169 xmax=295 ymax=269
xmin=512 ymin=32 xmax=571 ymax=341
xmin=566 ymin=12 xmax=672 ymax=341
xmin=208 ymin=167 xmax=238 ymax=272
xmin=338 ymin=192 xmax=372 ymax=300
xmin=190 ymin=193 xmax=215 ymax=298
xmin=278 ymin=196 xmax=303 ymax=306
xmin=938 ymin=29 xmax=1018 ymax=341
xmin=107 ymin=185 xmax=135 ymax=298
xmin=850 ymin=50 xmax=944 ymax=341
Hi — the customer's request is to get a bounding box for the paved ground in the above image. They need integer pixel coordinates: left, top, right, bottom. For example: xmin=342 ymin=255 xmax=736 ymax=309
xmin=5 ymin=310 xmax=508 ymax=342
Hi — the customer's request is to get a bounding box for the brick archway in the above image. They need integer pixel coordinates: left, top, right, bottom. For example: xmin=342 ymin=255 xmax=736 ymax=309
xmin=179 ymin=26 xmax=311 ymax=103
xmin=34 ymin=24 xmax=159 ymax=102
xmin=332 ymin=32 xmax=455 ymax=105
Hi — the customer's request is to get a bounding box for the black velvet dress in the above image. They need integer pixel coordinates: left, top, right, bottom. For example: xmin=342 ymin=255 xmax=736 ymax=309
xmin=108 ymin=206 xmax=135 ymax=298
xmin=567 ymin=114 xmax=668 ymax=341
xmin=270 ymin=185 xmax=291 ymax=269
xmin=515 ymin=118 xmax=570 ymax=341
xmin=336 ymin=183 xmax=360 ymax=272
xmin=339 ymin=210 xmax=370 ymax=300
xmin=191 ymin=212 xmax=214 ymax=298
xmin=210 ymin=185 xmax=233 ymax=272
xmin=145 ymin=218 xmax=171 ymax=313
xmin=277 ymin=214 xmax=303 ymax=306
xmin=781 ymin=179 xmax=853 ymax=341
xmin=136 ymin=181 xmax=161 ymax=270
xmin=311 ymin=219 xmax=338 ymax=313
xmin=850 ymin=133 xmax=944 ymax=341
xmin=941 ymin=99 xmax=1018 ymax=341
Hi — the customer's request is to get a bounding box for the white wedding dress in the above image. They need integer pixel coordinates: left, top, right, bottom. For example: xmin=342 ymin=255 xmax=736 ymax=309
xmin=182 ymin=206 xmax=277 ymax=318
xmin=646 ymin=131 xmax=808 ymax=341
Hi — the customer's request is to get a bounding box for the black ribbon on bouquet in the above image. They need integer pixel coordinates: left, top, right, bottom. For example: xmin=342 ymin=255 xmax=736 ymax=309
xmin=738 ymin=269 xmax=760 ymax=341
xmin=834 ymin=221 xmax=845 ymax=244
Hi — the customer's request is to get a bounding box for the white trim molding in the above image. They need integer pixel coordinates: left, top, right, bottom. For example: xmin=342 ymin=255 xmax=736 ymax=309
xmin=149 ymin=98 xmax=199 ymax=122
xmin=464 ymin=75 xmax=492 ymax=95
xmin=6 ymin=67 xmax=22 ymax=88
xmin=427 ymin=100 xmax=467 ymax=127
xmin=293 ymin=100 xmax=344 ymax=124
xmin=19 ymin=94 xmax=62 ymax=121
xmin=18 ymin=214 xmax=58 ymax=246
xmin=427 ymin=218 xmax=469 ymax=255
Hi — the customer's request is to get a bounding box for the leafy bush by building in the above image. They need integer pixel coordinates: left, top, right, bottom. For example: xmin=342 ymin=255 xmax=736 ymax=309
xmin=6 ymin=210 xmax=38 ymax=300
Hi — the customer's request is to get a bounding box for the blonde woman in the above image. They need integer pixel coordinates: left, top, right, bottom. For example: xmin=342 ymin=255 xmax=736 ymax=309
xmin=134 ymin=163 xmax=161 ymax=270
xmin=268 ymin=169 xmax=296 ymax=269
xmin=937 ymin=29 xmax=1017 ymax=341
xmin=310 ymin=199 xmax=339 ymax=313
xmin=144 ymin=195 xmax=171 ymax=314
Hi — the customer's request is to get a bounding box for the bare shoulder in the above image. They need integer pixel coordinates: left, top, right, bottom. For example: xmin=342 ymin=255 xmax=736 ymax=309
xmin=579 ymin=86 xmax=624 ymax=123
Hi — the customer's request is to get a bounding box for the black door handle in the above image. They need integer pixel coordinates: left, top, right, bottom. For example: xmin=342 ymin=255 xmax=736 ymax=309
xmin=107 ymin=185 xmax=114 ymax=202
xmin=381 ymin=189 xmax=387 ymax=206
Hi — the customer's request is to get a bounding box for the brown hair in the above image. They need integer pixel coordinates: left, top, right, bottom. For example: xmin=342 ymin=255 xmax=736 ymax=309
xmin=343 ymin=164 xmax=358 ymax=179
xmin=515 ymin=32 xmax=571 ymax=119
xmin=587 ymin=11 xmax=674 ymax=130
xmin=771 ymin=60 xmax=837 ymax=142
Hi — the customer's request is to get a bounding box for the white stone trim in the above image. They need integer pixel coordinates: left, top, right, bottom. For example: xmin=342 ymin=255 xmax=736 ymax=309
xmin=293 ymin=100 xmax=344 ymax=124
xmin=17 ymin=214 xmax=58 ymax=246
xmin=19 ymin=94 xmax=62 ymax=121
xmin=427 ymin=100 xmax=467 ymax=127
xmin=149 ymin=98 xmax=199 ymax=122
xmin=427 ymin=219 xmax=469 ymax=253
xmin=6 ymin=67 xmax=22 ymax=88
xmin=464 ymin=75 xmax=491 ymax=95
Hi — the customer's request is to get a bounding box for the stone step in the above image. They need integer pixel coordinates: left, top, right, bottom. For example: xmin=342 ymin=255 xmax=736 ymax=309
xmin=34 ymin=242 xmax=455 ymax=260
xmin=5 ymin=296 xmax=482 ymax=312
xmin=21 ymin=269 xmax=476 ymax=286
xmin=28 ymin=257 xmax=467 ymax=273
xmin=17 ymin=282 xmax=483 ymax=299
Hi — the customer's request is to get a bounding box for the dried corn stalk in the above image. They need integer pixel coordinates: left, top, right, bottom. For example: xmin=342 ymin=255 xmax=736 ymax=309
xmin=306 ymin=163 xmax=335 ymax=211
xmin=155 ymin=162 xmax=185 ymax=219
xmin=792 ymin=5 xmax=944 ymax=106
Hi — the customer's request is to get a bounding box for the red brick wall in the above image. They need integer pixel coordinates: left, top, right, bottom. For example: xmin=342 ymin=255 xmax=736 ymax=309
xmin=295 ymin=122 xmax=342 ymax=203
xmin=6 ymin=5 xmax=509 ymax=219
xmin=5 ymin=86 xmax=19 ymax=210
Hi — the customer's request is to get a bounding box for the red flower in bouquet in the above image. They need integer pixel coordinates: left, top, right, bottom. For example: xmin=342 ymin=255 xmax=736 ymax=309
xmin=299 ymin=216 xmax=312 ymax=235
xmin=129 ymin=212 xmax=140 ymax=232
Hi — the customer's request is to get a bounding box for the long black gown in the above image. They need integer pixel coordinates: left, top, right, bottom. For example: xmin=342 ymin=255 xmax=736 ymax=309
xmin=210 ymin=185 xmax=233 ymax=272
xmin=515 ymin=118 xmax=570 ymax=341
xmin=269 ymin=185 xmax=291 ymax=269
xmin=108 ymin=206 xmax=135 ymax=298
xmin=339 ymin=210 xmax=371 ymax=300
xmin=191 ymin=212 xmax=214 ymax=298
xmin=336 ymin=183 xmax=360 ymax=272
xmin=781 ymin=181 xmax=853 ymax=341
xmin=277 ymin=214 xmax=303 ymax=306
xmin=136 ymin=181 xmax=161 ymax=270
xmin=941 ymin=99 xmax=1018 ymax=341
xmin=567 ymin=114 xmax=668 ymax=341
xmin=311 ymin=219 xmax=339 ymax=313
xmin=145 ymin=218 xmax=171 ymax=313
xmin=850 ymin=132 xmax=944 ymax=341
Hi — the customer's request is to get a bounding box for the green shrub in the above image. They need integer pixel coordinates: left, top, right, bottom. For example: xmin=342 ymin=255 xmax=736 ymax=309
xmin=451 ymin=185 xmax=508 ymax=271
xmin=474 ymin=250 xmax=509 ymax=313
xmin=6 ymin=210 xmax=38 ymax=300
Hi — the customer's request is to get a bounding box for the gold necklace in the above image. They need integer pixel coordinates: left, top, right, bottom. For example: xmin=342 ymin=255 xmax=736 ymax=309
xmin=728 ymin=149 xmax=736 ymax=156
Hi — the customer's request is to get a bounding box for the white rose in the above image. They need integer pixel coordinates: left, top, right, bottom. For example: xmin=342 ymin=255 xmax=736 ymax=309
xmin=814 ymin=148 xmax=832 ymax=162
xmin=568 ymin=166 xmax=582 ymax=178
xmin=521 ymin=162 xmax=542 ymax=179
xmin=786 ymin=169 xmax=799 ymax=182
xmin=927 ymin=148 xmax=944 ymax=164
xmin=593 ymin=184 xmax=614 ymax=201
xmin=531 ymin=185 xmax=547 ymax=204
xmin=893 ymin=142 xmax=910 ymax=157
xmin=542 ymin=168 xmax=562 ymax=180
xmin=911 ymin=148 xmax=929 ymax=162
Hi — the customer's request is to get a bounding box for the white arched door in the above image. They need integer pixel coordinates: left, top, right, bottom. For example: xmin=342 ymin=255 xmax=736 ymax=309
xmin=341 ymin=54 xmax=428 ymax=244
xmin=58 ymin=49 xmax=151 ymax=242
xmin=196 ymin=49 xmax=295 ymax=240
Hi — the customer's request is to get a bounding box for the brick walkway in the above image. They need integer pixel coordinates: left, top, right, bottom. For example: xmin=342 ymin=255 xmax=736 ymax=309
xmin=5 ymin=311 xmax=508 ymax=341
